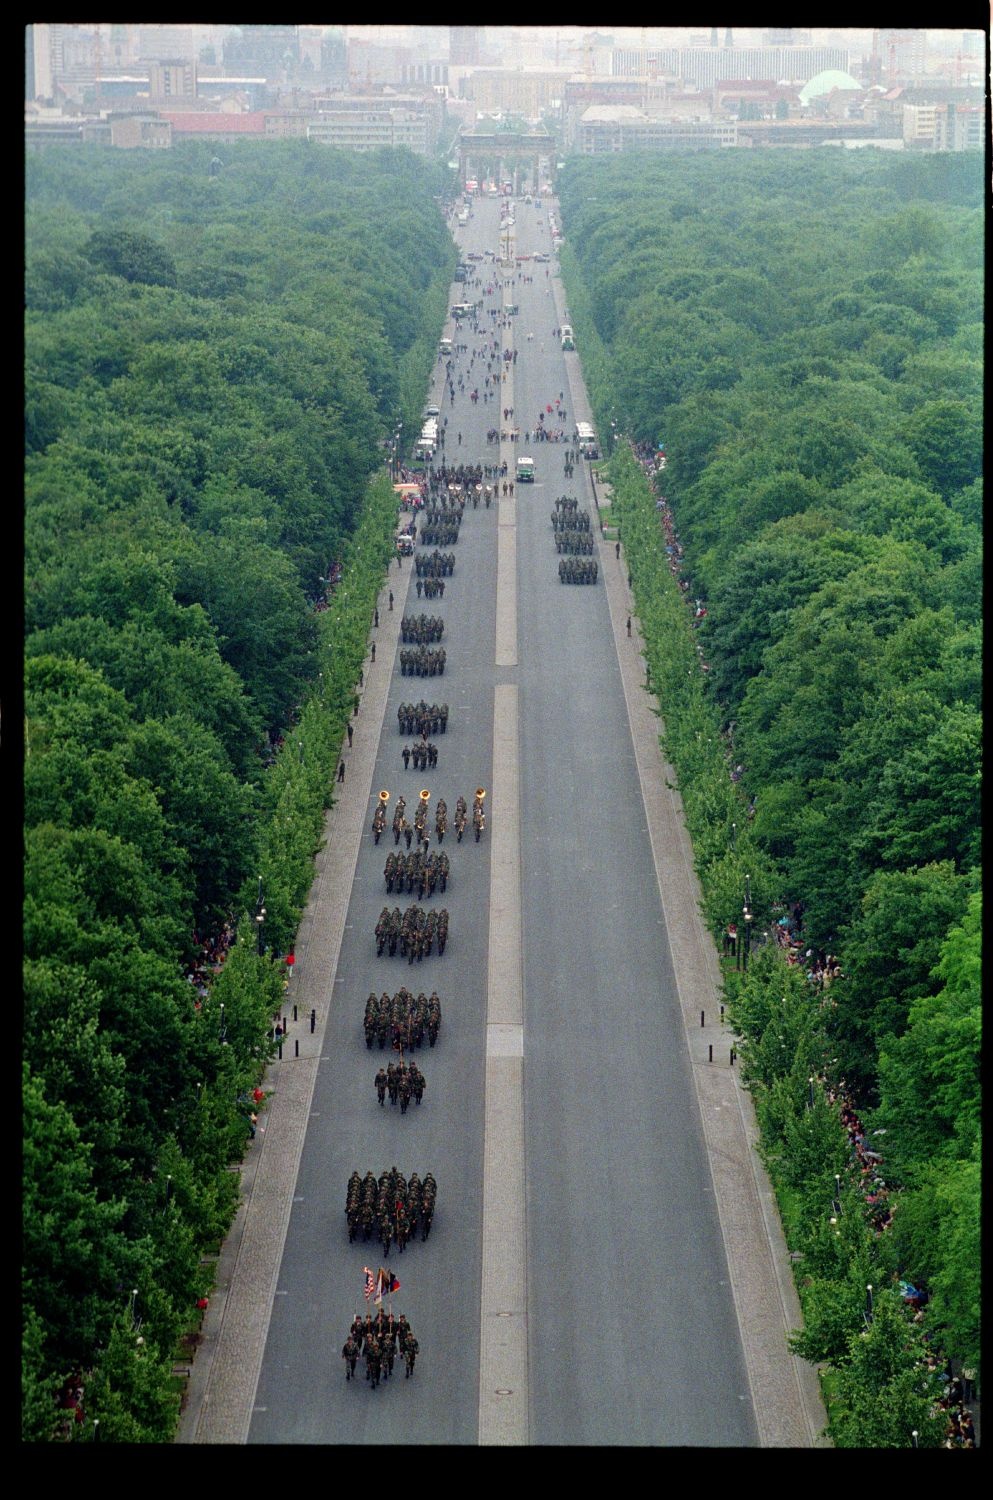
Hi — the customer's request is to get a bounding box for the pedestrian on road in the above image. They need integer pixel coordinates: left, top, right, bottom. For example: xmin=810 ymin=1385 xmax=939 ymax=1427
xmin=374 ymin=608 xmax=380 ymax=628
xmin=347 ymin=723 xmax=354 ymax=747
xmin=627 ymin=616 xmax=632 ymax=637
xmin=389 ymin=591 xmax=394 ymax=611
xmin=615 ymin=541 xmax=621 ymax=560
xmin=337 ymin=761 xmax=345 ymax=783
xmin=353 ymin=694 xmax=360 ymax=716
xmin=371 ymin=642 xmax=376 ymax=663
xmin=359 ymin=670 xmax=364 ymax=687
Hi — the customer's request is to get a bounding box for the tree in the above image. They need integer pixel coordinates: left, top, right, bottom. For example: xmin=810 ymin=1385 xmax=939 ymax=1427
xmin=874 ymin=889 xmax=980 ymax=1167
xmin=83 ymin=228 xmax=178 ymax=288
xmin=22 ymin=1065 xmax=132 ymax=1371
xmin=830 ymin=1290 xmax=946 ymax=1448
xmin=901 ymin=399 xmax=983 ymax=500
xmin=832 ymin=863 xmax=970 ymax=1095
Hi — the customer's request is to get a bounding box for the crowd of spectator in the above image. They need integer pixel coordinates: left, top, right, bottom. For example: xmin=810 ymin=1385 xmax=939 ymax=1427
xmin=186 ymin=919 xmax=237 ymax=1009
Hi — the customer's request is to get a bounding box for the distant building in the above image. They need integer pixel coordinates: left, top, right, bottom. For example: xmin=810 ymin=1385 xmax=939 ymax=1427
xmin=450 ymin=26 xmax=481 ymax=67
xmin=463 ymin=67 xmax=571 ymax=119
xmin=158 ymin=110 xmax=267 ymax=139
xmin=223 ymin=25 xmax=299 ymax=77
xmin=876 ymin=28 xmax=927 ymax=82
xmin=138 ymin=26 xmax=196 ymax=62
xmin=903 ymin=100 xmax=984 ymax=151
xmin=609 ymin=44 xmax=849 ymax=89
xmin=110 ymin=112 xmax=172 ymax=148
xmin=147 ymin=58 xmax=197 ymax=99
xmin=798 ymin=69 xmax=864 ymax=118
xmin=578 ymin=106 xmax=736 ymax=152
xmin=307 ymin=107 xmax=430 ymax=153
xmin=321 ymin=29 xmax=347 ymax=88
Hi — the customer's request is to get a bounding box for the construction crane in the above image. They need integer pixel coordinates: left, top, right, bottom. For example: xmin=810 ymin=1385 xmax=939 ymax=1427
xmin=566 ymin=36 xmax=596 ymax=77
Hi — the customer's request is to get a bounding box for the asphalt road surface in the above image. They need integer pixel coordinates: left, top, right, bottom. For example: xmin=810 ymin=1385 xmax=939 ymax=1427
xmin=248 ymin=194 xmax=758 ymax=1446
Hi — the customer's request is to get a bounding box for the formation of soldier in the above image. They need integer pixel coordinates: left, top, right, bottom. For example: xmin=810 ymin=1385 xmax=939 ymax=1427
xmin=398 ymin=701 xmax=448 ymax=736
xmin=400 ymin=613 xmax=445 ymax=644
xmin=402 ymin=740 xmax=437 ymax=772
xmin=399 ymin=644 xmax=446 ymax=677
xmin=375 ymin=904 xmax=450 ymax=960
xmin=416 ymin=575 xmax=446 ymax=599
xmin=363 ymin=989 xmax=441 ymax=1051
xmin=384 ymin=848 xmax=450 ymax=897
xmin=551 ymin=498 xmax=598 ymax=583
xmin=342 ymin=1311 xmax=419 ymax=1387
xmin=554 ymin=531 xmax=595 ymax=556
xmin=415 ymin=550 xmax=455 ymax=578
xmin=559 ymin=556 xmax=599 ymax=585
xmin=345 ymin=1168 xmax=437 ymax=1249
xmin=426 ymin=462 xmax=481 ymax=492
xmin=551 ymin=499 xmax=590 ymax=532
xmin=419 ymin=516 xmax=462 ymax=547
xmin=375 ymin=1060 xmax=426 ymax=1113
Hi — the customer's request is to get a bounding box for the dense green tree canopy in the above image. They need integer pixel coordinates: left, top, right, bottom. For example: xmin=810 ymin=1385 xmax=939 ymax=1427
xmin=24 ymin=139 xmax=456 ymax=1438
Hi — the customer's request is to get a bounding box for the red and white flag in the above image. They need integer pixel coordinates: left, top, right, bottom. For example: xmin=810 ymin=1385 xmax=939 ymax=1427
xmin=363 ymin=1267 xmax=376 ymax=1302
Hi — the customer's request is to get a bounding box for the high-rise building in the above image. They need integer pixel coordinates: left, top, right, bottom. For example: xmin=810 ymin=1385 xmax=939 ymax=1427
xmin=321 ymin=28 xmax=347 ymax=86
xmin=450 ymin=26 xmax=480 ymax=67
xmin=877 ymin=28 xmax=927 ymax=81
xmin=147 ymin=58 xmax=197 ymax=98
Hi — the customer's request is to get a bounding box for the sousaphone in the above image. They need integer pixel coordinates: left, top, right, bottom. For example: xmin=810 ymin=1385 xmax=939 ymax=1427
xmin=419 ymin=789 xmax=431 ymax=802
xmin=379 ymin=790 xmax=391 ymax=803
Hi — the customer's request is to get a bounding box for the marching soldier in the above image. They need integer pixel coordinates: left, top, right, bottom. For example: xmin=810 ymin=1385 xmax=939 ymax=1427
xmin=404 ymin=1336 xmax=419 ymax=1378
xmin=365 ymin=1335 xmax=381 ymax=1389
xmin=375 ymin=1068 xmax=388 ymax=1106
xmin=342 ymin=1335 xmax=359 ymax=1380
xmin=402 ymin=744 xmax=411 ymax=770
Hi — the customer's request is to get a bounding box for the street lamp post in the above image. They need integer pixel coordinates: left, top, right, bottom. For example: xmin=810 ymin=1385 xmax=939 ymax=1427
xmin=742 ymin=874 xmax=753 ymax=973
xmin=255 ymin=875 xmax=266 ymax=958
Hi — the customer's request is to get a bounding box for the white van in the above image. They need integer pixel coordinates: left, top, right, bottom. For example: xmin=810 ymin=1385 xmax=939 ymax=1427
xmin=439 ymin=337 xmax=452 ymax=357
xmin=515 ymin=456 xmax=535 ymax=483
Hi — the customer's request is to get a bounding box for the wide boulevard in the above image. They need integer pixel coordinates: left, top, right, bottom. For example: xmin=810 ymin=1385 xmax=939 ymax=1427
xmin=246 ymin=193 xmax=759 ymax=1446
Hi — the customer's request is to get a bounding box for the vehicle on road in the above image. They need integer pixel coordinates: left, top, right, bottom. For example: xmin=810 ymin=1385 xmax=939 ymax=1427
xmin=516 ymin=456 xmax=535 ymax=483
xmin=575 ymin=421 xmax=599 ymax=458
xmin=561 ymin=324 xmax=575 ymax=351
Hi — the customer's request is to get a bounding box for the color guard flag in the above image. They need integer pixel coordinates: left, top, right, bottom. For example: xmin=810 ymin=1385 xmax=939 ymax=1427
xmin=363 ymin=1267 xmax=375 ymax=1302
xmin=386 ymin=1272 xmax=400 ymax=1295
xmin=374 ymin=1269 xmax=385 ymax=1305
